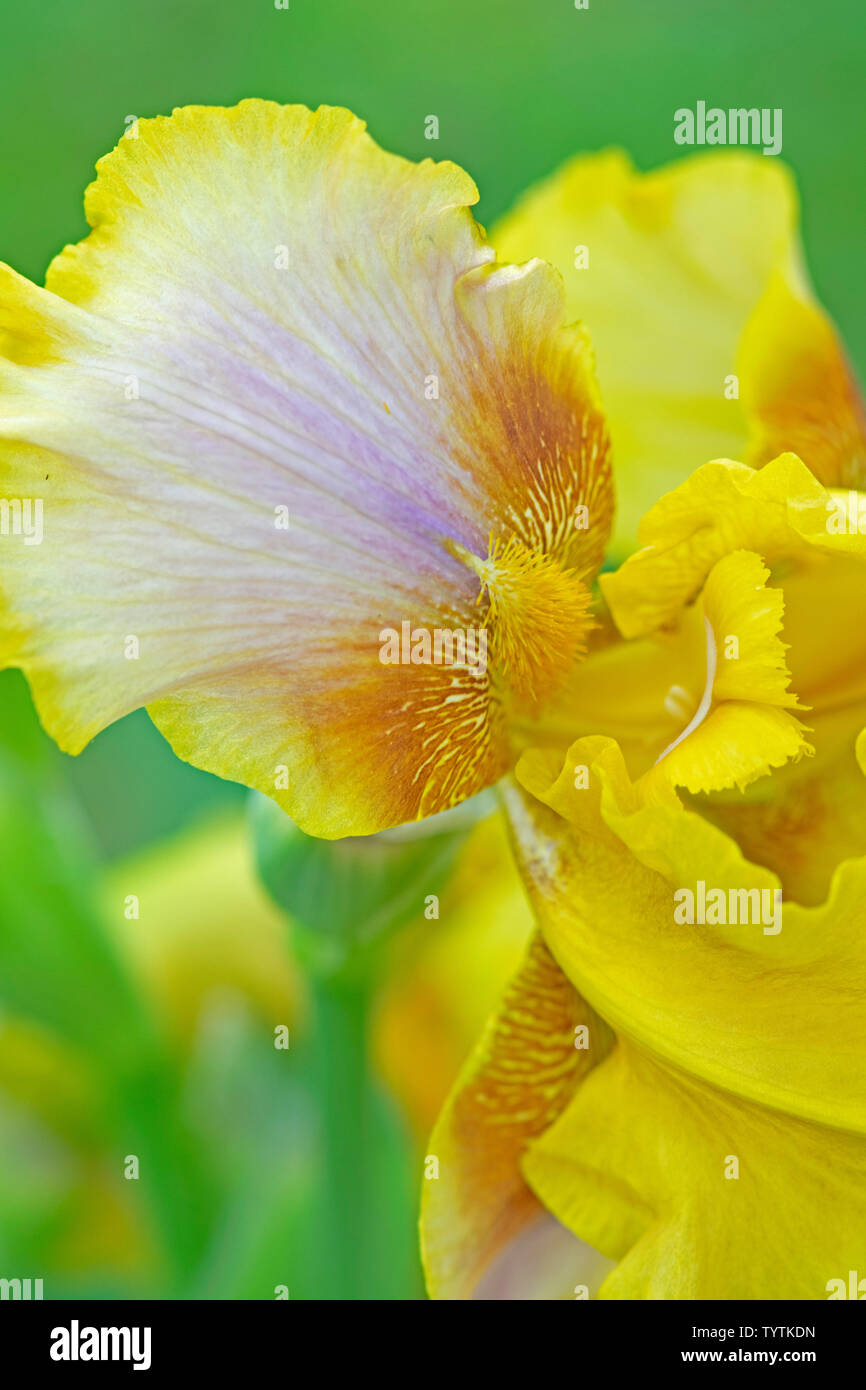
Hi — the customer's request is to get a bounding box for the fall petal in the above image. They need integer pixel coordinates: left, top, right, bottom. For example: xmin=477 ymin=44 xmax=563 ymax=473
xmin=525 ymin=1039 xmax=866 ymax=1299
xmin=509 ymin=744 xmax=866 ymax=1133
xmin=421 ymin=929 xmax=612 ymax=1299
xmin=0 ymin=101 xmax=612 ymax=835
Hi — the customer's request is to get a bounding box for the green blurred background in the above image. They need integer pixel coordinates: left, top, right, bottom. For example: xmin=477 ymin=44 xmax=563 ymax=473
xmin=0 ymin=0 xmax=863 ymax=1299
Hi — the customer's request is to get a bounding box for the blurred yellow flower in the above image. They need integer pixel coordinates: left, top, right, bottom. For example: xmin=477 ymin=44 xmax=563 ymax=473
xmin=101 ymin=814 xmax=304 ymax=1045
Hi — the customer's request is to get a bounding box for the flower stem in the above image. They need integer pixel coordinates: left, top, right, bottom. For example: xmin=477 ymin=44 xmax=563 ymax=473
xmin=310 ymin=971 xmax=372 ymax=1300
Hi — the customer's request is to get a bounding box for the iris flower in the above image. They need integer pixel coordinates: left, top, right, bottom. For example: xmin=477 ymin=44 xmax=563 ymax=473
xmin=3 ymin=101 xmax=865 ymax=1299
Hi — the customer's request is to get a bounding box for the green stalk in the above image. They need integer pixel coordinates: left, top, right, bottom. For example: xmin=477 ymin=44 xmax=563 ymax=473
xmin=310 ymin=972 xmax=372 ymax=1300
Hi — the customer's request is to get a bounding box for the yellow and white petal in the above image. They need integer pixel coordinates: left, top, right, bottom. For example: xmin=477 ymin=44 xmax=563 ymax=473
xmin=0 ymin=101 xmax=612 ymax=837
xmin=493 ymin=150 xmax=802 ymax=555
xmin=421 ymin=929 xmax=612 ymax=1300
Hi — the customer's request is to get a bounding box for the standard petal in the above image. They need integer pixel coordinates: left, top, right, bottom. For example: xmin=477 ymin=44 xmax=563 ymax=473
xmin=522 ymin=538 xmax=814 ymax=800
xmin=640 ymin=549 xmax=812 ymax=796
xmin=493 ymin=149 xmax=802 ymax=554
xmin=602 ymin=454 xmax=866 ymax=642
xmin=601 ymin=455 xmax=866 ymax=899
xmin=0 ymin=101 xmax=612 ymax=836
xmin=739 ymin=270 xmax=866 ymax=489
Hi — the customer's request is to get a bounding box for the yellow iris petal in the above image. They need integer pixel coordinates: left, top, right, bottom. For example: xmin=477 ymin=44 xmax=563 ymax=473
xmin=493 ymin=149 xmax=803 ymax=555
xmin=639 ymin=549 xmax=812 ymax=797
xmin=421 ymin=928 xmax=613 ymax=1299
xmin=602 ymin=454 xmax=866 ymax=640
xmin=511 ymin=741 xmax=866 ymax=1131
xmin=740 ymin=270 xmax=866 ymax=490
xmin=425 ymin=724 xmax=866 ymax=1297
xmin=600 ymin=454 xmax=866 ymax=900
xmin=498 ymin=738 xmax=866 ymax=1297
xmin=525 ymin=1037 xmax=866 ymax=1299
